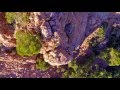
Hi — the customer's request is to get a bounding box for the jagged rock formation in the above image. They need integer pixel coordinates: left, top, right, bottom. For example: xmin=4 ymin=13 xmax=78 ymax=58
xmin=29 ymin=12 xmax=90 ymax=66
xmin=31 ymin=12 xmax=120 ymax=66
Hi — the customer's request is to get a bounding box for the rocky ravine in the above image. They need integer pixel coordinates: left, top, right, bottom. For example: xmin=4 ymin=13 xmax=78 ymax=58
xmin=0 ymin=12 xmax=120 ymax=77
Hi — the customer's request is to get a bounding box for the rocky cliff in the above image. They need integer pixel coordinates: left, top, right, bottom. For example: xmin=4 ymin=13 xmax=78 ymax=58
xmin=0 ymin=12 xmax=120 ymax=67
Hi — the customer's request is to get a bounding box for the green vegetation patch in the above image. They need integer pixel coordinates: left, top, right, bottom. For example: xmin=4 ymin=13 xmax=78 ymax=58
xmin=97 ymin=49 xmax=110 ymax=62
xmin=5 ymin=12 xmax=29 ymax=27
xmin=5 ymin=12 xmax=16 ymax=24
xmin=90 ymin=27 xmax=105 ymax=47
xmin=88 ymin=69 xmax=112 ymax=78
xmin=62 ymin=59 xmax=112 ymax=78
xmin=16 ymin=30 xmax=42 ymax=56
xmin=97 ymin=48 xmax=120 ymax=66
xmin=109 ymin=48 xmax=120 ymax=66
xmin=97 ymin=27 xmax=105 ymax=39
xmin=36 ymin=58 xmax=51 ymax=71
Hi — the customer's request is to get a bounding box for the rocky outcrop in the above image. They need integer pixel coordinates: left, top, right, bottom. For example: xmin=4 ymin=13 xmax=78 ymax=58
xmin=30 ymin=12 xmax=90 ymax=66
xmin=1 ymin=12 xmax=120 ymax=66
xmin=1 ymin=12 xmax=120 ymax=78
xmin=25 ymin=12 xmax=120 ymax=66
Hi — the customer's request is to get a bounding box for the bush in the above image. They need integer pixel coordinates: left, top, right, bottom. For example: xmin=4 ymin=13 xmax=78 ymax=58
xmin=89 ymin=27 xmax=105 ymax=48
xmin=16 ymin=30 xmax=42 ymax=56
xmin=97 ymin=27 xmax=105 ymax=39
xmin=62 ymin=60 xmax=80 ymax=78
xmin=36 ymin=58 xmax=51 ymax=71
xmin=67 ymin=63 xmax=112 ymax=78
xmin=62 ymin=59 xmax=92 ymax=78
xmin=5 ymin=12 xmax=16 ymax=24
xmin=109 ymin=48 xmax=120 ymax=66
xmin=68 ymin=60 xmax=78 ymax=72
xmin=88 ymin=69 xmax=112 ymax=78
xmin=5 ymin=12 xmax=29 ymax=27
xmin=62 ymin=57 xmax=112 ymax=78
xmin=61 ymin=70 xmax=70 ymax=78
xmin=95 ymin=27 xmax=120 ymax=66
xmin=97 ymin=48 xmax=120 ymax=66
xmin=97 ymin=49 xmax=110 ymax=62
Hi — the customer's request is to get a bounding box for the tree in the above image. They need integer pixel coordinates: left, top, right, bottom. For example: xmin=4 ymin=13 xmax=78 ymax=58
xmin=15 ymin=30 xmax=42 ymax=56
xmin=89 ymin=27 xmax=105 ymax=48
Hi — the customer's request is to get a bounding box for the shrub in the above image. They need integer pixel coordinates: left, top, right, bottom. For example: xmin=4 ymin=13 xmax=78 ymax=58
xmin=15 ymin=12 xmax=29 ymax=26
xmin=62 ymin=59 xmax=92 ymax=78
xmin=5 ymin=12 xmax=16 ymax=24
xmin=36 ymin=58 xmax=51 ymax=71
xmin=109 ymin=48 xmax=120 ymax=66
xmin=5 ymin=12 xmax=29 ymax=27
xmin=16 ymin=30 xmax=42 ymax=56
xmin=62 ymin=70 xmax=70 ymax=78
xmin=88 ymin=69 xmax=112 ymax=78
xmin=95 ymin=27 xmax=120 ymax=66
xmin=62 ymin=59 xmax=79 ymax=78
xmin=89 ymin=27 xmax=105 ymax=48
xmin=68 ymin=60 xmax=78 ymax=72
xmin=97 ymin=27 xmax=105 ymax=40
xmin=62 ymin=57 xmax=112 ymax=78
xmin=97 ymin=49 xmax=110 ymax=62
xmin=67 ymin=63 xmax=112 ymax=78
xmin=97 ymin=48 xmax=120 ymax=66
